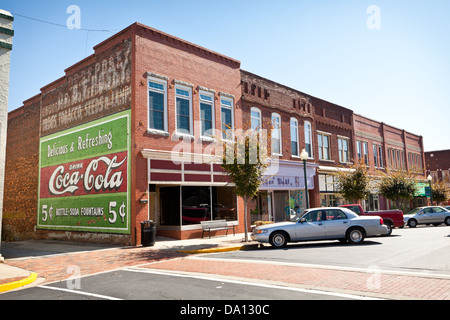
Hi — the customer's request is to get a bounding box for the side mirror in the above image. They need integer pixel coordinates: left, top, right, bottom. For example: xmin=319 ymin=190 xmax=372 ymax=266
xmin=300 ymin=218 xmax=306 ymax=223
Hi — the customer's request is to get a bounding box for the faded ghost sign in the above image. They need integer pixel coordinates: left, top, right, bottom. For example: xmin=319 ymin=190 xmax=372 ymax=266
xmin=38 ymin=110 xmax=131 ymax=234
xmin=41 ymin=39 xmax=132 ymax=135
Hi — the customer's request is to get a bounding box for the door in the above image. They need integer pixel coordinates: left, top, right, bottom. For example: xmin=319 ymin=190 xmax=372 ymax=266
xmin=431 ymin=207 xmax=447 ymax=223
xmin=419 ymin=207 xmax=434 ymax=223
xmin=294 ymin=209 xmax=326 ymax=241
xmin=322 ymin=209 xmax=350 ymax=238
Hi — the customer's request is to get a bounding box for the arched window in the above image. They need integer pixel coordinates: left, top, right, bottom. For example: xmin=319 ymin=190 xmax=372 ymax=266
xmin=304 ymin=121 xmax=313 ymax=158
xmin=290 ymin=118 xmax=299 ymax=157
xmin=272 ymin=113 xmax=282 ymax=155
xmin=251 ymin=107 xmax=261 ymax=131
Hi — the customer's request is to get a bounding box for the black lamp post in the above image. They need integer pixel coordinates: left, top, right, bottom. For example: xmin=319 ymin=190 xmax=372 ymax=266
xmin=300 ymin=149 xmax=310 ymax=209
xmin=427 ymin=175 xmax=433 ymax=206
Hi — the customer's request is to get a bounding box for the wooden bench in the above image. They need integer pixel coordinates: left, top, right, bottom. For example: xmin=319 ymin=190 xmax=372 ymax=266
xmin=201 ymin=220 xmax=235 ymax=239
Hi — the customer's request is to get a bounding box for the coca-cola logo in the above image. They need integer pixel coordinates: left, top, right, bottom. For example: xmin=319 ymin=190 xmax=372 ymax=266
xmin=41 ymin=152 xmax=128 ymax=198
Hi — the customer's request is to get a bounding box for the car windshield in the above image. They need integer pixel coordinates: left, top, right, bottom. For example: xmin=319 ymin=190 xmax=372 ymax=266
xmin=290 ymin=209 xmax=308 ymax=222
xmin=406 ymin=208 xmax=421 ymax=215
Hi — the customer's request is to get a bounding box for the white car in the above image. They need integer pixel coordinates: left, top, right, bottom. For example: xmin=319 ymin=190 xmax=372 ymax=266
xmin=404 ymin=206 xmax=450 ymax=228
xmin=251 ymin=207 xmax=388 ymax=248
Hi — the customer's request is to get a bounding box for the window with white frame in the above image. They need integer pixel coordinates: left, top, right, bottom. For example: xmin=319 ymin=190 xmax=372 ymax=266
xmin=148 ymin=77 xmax=167 ymax=132
xmin=199 ymin=91 xmax=214 ymax=137
xmin=251 ymin=107 xmax=261 ymax=131
xmin=373 ymin=144 xmax=383 ymax=168
xmin=291 ymin=118 xmax=299 ymax=157
xmin=220 ymin=96 xmax=234 ymax=140
xmin=317 ymin=132 xmax=331 ymax=161
xmin=175 ymin=85 xmax=193 ymax=135
xmin=362 ymin=142 xmax=369 ymax=165
xmin=271 ymin=113 xmax=282 ymax=155
xmin=304 ymin=121 xmax=313 ymax=157
xmin=338 ymin=137 xmax=350 ymax=163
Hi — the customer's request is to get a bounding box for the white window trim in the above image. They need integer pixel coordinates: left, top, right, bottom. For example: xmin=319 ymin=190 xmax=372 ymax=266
xmin=175 ymin=84 xmax=193 ymax=136
xmin=304 ymin=121 xmax=314 ymax=159
xmin=338 ymin=136 xmax=351 ymax=163
xmin=147 ymin=75 xmax=168 ymax=134
xmin=271 ymin=113 xmax=282 ymax=156
xmin=317 ymin=131 xmax=332 ymax=161
xmin=251 ymin=107 xmax=262 ymax=131
xmin=220 ymin=95 xmax=235 ymax=141
xmin=199 ymin=90 xmax=215 ymax=138
xmin=290 ymin=117 xmax=299 ymax=157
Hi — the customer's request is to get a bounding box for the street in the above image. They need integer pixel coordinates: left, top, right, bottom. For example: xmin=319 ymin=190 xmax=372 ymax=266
xmin=0 ymin=225 xmax=449 ymax=302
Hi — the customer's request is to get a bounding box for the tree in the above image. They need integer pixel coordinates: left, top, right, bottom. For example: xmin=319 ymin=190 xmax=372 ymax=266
xmin=378 ymin=169 xmax=418 ymax=212
xmin=220 ymin=129 xmax=270 ymax=242
xmin=335 ymin=160 xmax=373 ymax=204
xmin=431 ymin=180 xmax=449 ymax=204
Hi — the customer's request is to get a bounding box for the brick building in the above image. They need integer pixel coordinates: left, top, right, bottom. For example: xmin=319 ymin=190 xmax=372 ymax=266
xmin=354 ymin=114 xmax=426 ymax=211
xmin=2 ymin=23 xmax=427 ymax=245
xmin=425 ymin=149 xmax=450 ymax=205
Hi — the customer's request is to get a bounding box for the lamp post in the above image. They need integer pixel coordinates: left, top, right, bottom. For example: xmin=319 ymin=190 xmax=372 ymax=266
xmin=300 ymin=149 xmax=310 ymax=209
xmin=427 ymin=175 xmax=433 ymax=206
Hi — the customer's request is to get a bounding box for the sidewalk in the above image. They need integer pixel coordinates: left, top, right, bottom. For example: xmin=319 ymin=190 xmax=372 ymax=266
xmin=0 ymin=234 xmax=255 ymax=293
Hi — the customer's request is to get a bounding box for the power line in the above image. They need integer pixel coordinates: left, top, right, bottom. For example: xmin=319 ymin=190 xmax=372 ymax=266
xmin=11 ymin=12 xmax=117 ymax=33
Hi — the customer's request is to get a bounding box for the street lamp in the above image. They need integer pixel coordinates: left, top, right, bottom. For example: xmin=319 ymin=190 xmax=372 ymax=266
xmin=427 ymin=175 xmax=433 ymax=206
xmin=300 ymin=149 xmax=310 ymax=209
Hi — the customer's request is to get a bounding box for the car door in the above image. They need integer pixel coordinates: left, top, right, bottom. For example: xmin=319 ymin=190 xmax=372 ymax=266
xmin=418 ymin=208 xmax=433 ymax=224
xmin=431 ymin=207 xmax=446 ymax=223
xmin=323 ymin=209 xmax=350 ymax=238
xmin=293 ymin=210 xmax=326 ymax=241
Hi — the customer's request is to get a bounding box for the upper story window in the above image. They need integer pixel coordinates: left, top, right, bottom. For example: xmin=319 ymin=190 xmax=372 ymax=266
xmin=373 ymin=144 xmax=383 ymax=168
xmin=338 ymin=137 xmax=350 ymax=163
xmin=291 ymin=118 xmax=299 ymax=157
xmin=148 ymin=77 xmax=167 ymax=132
xmin=199 ymin=91 xmax=215 ymax=138
xmin=220 ymin=96 xmax=234 ymax=140
xmin=251 ymin=107 xmax=261 ymax=131
xmin=271 ymin=113 xmax=282 ymax=155
xmin=175 ymin=85 xmax=193 ymax=135
xmin=317 ymin=132 xmax=331 ymax=161
xmin=357 ymin=141 xmax=369 ymax=165
xmin=304 ymin=121 xmax=313 ymax=158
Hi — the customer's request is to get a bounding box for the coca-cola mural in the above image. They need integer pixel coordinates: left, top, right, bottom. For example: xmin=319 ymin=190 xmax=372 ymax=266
xmin=38 ymin=110 xmax=131 ymax=234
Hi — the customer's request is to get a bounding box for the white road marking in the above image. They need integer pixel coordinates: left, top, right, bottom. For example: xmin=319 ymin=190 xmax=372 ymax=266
xmin=124 ymin=268 xmax=382 ymax=300
xmin=38 ymin=285 xmax=123 ymax=300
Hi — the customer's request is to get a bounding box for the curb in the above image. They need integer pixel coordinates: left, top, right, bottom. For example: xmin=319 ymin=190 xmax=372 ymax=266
xmin=177 ymin=243 xmax=260 ymax=254
xmin=178 ymin=245 xmax=246 ymax=254
xmin=0 ymin=273 xmax=38 ymax=293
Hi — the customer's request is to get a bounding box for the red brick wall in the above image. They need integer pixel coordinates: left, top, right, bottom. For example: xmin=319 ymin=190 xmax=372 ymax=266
xmin=2 ymin=98 xmax=40 ymax=241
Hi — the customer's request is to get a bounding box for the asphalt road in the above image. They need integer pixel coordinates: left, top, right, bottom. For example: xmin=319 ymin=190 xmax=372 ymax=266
xmin=213 ymin=225 xmax=450 ymax=276
xmin=0 ymin=268 xmax=363 ymax=301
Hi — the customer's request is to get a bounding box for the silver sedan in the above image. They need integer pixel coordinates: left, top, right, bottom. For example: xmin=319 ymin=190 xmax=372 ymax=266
xmin=404 ymin=206 xmax=450 ymax=228
xmin=251 ymin=207 xmax=388 ymax=248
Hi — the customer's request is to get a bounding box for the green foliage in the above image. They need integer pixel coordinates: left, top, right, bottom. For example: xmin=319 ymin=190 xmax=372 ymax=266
xmin=335 ymin=160 xmax=372 ymax=203
xmin=378 ymin=169 xmax=418 ymax=209
xmin=431 ymin=180 xmax=448 ymax=204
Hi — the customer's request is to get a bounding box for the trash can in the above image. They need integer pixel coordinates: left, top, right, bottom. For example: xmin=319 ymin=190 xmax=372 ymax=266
xmin=141 ymin=220 xmax=156 ymax=247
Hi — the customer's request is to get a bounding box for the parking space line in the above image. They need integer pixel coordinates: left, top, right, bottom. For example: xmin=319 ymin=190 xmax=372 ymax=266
xmin=124 ymin=267 xmax=382 ymax=300
xmin=38 ymin=285 xmax=123 ymax=300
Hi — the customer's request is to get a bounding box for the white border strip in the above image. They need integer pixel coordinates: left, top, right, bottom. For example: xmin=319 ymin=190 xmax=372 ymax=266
xmin=38 ymin=285 xmax=123 ymax=300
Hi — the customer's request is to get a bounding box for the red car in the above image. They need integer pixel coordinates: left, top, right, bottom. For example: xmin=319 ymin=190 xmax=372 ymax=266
xmin=339 ymin=204 xmax=404 ymax=236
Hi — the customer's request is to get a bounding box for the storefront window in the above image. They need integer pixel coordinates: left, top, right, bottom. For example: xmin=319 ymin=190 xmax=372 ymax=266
xmin=160 ymin=186 xmax=237 ymax=227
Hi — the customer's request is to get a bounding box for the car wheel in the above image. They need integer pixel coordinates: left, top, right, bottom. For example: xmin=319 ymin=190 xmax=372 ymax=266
xmin=383 ymin=222 xmax=393 ymax=236
xmin=445 ymin=217 xmax=450 ymax=226
xmin=408 ymin=219 xmax=418 ymax=228
xmin=346 ymin=228 xmax=365 ymax=244
xmin=269 ymin=231 xmax=288 ymax=249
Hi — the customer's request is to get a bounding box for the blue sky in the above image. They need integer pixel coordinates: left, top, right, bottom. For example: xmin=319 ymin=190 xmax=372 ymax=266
xmin=2 ymin=0 xmax=449 ymax=152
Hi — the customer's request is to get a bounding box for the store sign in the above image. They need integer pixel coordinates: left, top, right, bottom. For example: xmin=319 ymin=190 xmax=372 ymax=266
xmin=38 ymin=110 xmax=131 ymax=234
xmin=415 ymin=183 xmax=429 ymax=197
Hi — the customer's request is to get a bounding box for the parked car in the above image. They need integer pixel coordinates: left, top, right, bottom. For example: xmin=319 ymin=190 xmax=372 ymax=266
xmin=445 ymin=206 xmax=450 ymax=211
xmin=251 ymin=207 xmax=388 ymax=248
xmin=339 ymin=204 xmax=404 ymax=236
xmin=404 ymin=206 xmax=450 ymax=228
